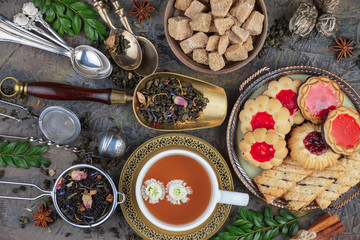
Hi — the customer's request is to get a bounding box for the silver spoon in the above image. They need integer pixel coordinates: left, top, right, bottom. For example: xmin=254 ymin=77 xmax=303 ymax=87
xmin=110 ymin=0 xmax=158 ymax=76
xmin=93 ymin=0 xmax=143 ymax=71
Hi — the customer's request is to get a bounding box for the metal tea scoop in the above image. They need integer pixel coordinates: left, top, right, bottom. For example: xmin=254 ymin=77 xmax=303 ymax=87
xmin=93 ymin=0 xmax=142 ymax=71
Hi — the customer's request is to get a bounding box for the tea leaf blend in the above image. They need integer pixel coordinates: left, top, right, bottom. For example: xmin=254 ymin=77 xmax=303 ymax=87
xmin=0 ymin=140 xmax=50 ymax=169
xmin=137 ymin=77 xmax=209 ymax=127
xmin=211 ymin=207 xmax=312 ymax=240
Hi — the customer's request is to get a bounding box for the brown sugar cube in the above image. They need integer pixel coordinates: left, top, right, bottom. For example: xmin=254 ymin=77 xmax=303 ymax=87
xmin=189 ymin=13 xmax=212 ymax=32
xmin=168 ymin=17 xmax=193 ymax=41
xmin=226 ymin=12 xmax=242 ymax=27
xmin=201 ymin=0 xmax=209 ymax=3
xmin=184 ymin=0 xmax=207 ymax=19
xmin=206 ymin=35 xmax=221 ymax=51
xmin=231 ymin=25 xmax=250 ymax=42
xmin=211 ymin=0 xmax=233 ymax=18
xmin=243 ymin=36 xmax=253 ymax=51
xmin=225 ymin=44 xmax=248 ymax=61
xmin=218 ymin=35 xmax=229 ymax=55
xmin=214 ymin=17 xmax=234 ymax=35
xmin=230 ymin=0 xmax=255 ymax=24
xmin=180 ymin=32 xmax=209 ymax=54
xmin=243 ymin=11 xmax=265 ymax=35
xmin=209 ymin=52 xmax=225 ymax=71
xmin=208 ymin=23 xmax=217 ymax=32
xmin=174 ymin=0 xmax=193 ymax=11
xmin=225 ymin=29 xmax=242 ymax=44
xmin=193 ymin=49 xmax=209 ymax=65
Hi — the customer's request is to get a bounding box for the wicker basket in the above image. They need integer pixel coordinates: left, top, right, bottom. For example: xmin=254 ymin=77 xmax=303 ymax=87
xmin=226 ymin=65 xmax=360 ymax=210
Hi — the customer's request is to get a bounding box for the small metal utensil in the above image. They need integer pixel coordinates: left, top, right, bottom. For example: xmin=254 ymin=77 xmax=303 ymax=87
xmin=0 ymin=98 xmax=33 ymax=122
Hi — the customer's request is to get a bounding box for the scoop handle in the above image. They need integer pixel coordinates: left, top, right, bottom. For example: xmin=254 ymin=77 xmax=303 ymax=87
xmin=14 ymin=82 xmax=132 ymax=105
xmin=110 ymin=0 xmax=133 ymax=34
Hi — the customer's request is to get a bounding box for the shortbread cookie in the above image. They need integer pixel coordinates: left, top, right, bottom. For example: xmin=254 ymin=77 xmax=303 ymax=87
xmin=323 ymin=106 xmax=360 ymax=155
xmin=263 ymin=76 xmax=304 ymax=125
xmin=254 ymin=156 xmax=313 ymax=203
xmin=297 ymin=76 xmax=343 ymax=124
xmin=239 ymin=95 xmax=291 ymax=136
xmin=284 ymin=163 xmax=346 ymax=211
xmin=316 ymin=152 xmax=360 ymax=209
xmin=239 ymin=128 xmax=288 ymax=169
xmin=288 ymin=123 xmax=340 ymax=170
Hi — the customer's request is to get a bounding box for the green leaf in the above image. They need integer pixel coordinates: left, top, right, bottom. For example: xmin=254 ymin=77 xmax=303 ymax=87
xmin=253 ymin=211 xmax=264 ymax=220
xmin=86 ymin=18 xmax=106 ymax=30
xmin=0 ymin=156 xmax=7 ymax=167
xmin=0 ymin=141 xmax=9 ymax=152
xmin=53 ymin=18 xmax=60 ymax=31
xmin=232 ymin=219 xmax=248 ymax=227
xmin=210 ymin=237 xmax=222 ymax=240
xmin=72 ymin=14 xmax=81 ymax=35
xmin=275 ymin=216 xmax=288 ymax=225
xmin=34 ymin=156 xmax=51 ymax=166
xmin=13 ymin=141 xmax=29 ymax=155
xmin=45 ymin=0 xmax=51 ymax=5
xmin=33 ymin=0 xmax=41 ymax=7
xmin=263 ymin=230 xmax=272 ymax=240
xmin=45 ymin=7 xmax=56 ymax=22
xmin=70 ymin=1 xmax=93 ymax=10
xmin=289 ymin=222 xmax=299 ymax=237
xmin=60 ymin=17 xmax=71 ymax=28
xmin=25 ymin=145 xmax=42 ymax=156
xmin=282 ymin=225 xmax=289 ymax=237
xmin=40 ymin=2 xmax=48 ymax=14
xmin=270 ymin=227 xmax=279 ymax=239
xmin=84 ymin=22 xmax=97 ymax=41
xmin=244 ymin=233 xmax=254 ymax=240
xmin=253 ymin=216 xmax=264 ymax=228
xmin=62 ymin=0 xmax=77 ymax=4
xmin=246 ymin=209 xmax=254 ymax=223
xmin=218 ymin=232 xmax=236 ymax=240
xmin=24 ymin=156 xmax=41 ymax=168
xmin=238 ymin=208 xmax=246 ymax=220
xmin=36 ymin=145 xmax=50 ymax=155
xmin=3 ymin=141 xmax=18 ymax=154
xmin=54 ymin=2 xmax=66 ymax=16
xmin=227 ymin=226 xmax=244 ymax=236
xmin=280 ymin=210 xmax=297 ymax=221
xmin=239 ymin=222 xmax=254 ymax=231
xmin=264 ymin=217 xmax=278 ymax=227
xmin=253 ymin=232 xmax=261 ymax=240
xmin=77 ymin=9 xmax=99 ymax=19
xmin=265 ymin=207 xmax=273 ymax=219
xmin=65 ymin=8 xmax=75 ymax=19
xmin=3 ymin=156 xmax=17 ymax=168
xmin=64 ymin=26 xmax=75 ymax=37
xmin=96 ymin=27 xmax=108 ymax=40
xmin=13 ymin=157 xmax=29 ymax=169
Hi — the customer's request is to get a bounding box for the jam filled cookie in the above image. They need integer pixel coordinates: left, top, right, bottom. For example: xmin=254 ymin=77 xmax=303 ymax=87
xmin=323 ymin=106 xmax=360 ymax=155
xmin=297 ymin=76 xmax=344 ymax=124
xmin=288 ymin=122 xmax=340 ymax=171
xmin=239 ymin=95 xmax=291 ymax=136
xmin=263 ymin=76 xmax=304 ymax=125
xmin=239 ymin=128 xmax=288 ymax=169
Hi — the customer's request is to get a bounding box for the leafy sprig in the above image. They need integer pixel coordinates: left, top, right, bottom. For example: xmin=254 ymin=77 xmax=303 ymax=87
xmin=0 ymin=141 xmax=50 ymax=169
xmin=211 ymin=207 xmax=312 ymax=240
xmin=33 ymin=0 xmax=108 ymax=41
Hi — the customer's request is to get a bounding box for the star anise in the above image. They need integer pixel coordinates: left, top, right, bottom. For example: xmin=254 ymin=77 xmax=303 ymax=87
xmin=329 ymin=36 xmax=355 ymax=61
xmin=129 ymin=0 xmax=155 ymax=23
xmin=31 ymin=205 xmax=53 ymax=229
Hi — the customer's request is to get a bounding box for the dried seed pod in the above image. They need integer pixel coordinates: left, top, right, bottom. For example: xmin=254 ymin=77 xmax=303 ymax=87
xmin=289 ymin=2 xmax=318 ymax=37
xmin=316 ymin=14 xmax=340 ymax=37
xmin=315 ymin=0 xmax=340 ymax=13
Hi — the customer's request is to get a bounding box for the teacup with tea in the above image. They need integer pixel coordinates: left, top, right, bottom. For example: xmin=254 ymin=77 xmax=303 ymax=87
xmin=135 ymin=149 xmax=249 ymax=232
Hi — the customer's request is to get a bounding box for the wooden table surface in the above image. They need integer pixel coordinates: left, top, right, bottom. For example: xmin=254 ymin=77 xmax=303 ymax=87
xmin=0 ymin=0 xmax=359 ymax=239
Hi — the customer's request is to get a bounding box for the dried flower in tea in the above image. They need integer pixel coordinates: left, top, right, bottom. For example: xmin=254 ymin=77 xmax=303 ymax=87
xmin=137 ymin=77 xmax=209 ymax=127
xmin=70 ymin=170 xmax=87 ymax=181
xmin=82 ymin=190 xmax=97 ymax=209
xmin=316 ymin=14 xmax=340 ymax=37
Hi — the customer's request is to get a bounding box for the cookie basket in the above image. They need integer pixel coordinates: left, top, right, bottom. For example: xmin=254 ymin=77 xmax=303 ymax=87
xmin=226 ymin=65 xmax=360 ymax=210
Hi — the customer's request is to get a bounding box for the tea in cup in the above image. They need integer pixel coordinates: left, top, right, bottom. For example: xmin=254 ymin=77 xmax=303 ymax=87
xmin=135 ymin=149 xmax=249 ymax=232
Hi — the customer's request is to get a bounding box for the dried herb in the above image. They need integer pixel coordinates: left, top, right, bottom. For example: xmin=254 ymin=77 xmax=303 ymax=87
xmin=42 ymin=179 xmax=51 ymax=190
xmin=65 ymin=232 xmax=71 ymax=237
xmin=105 ymin=30 xmax=131 ymax=55
xmin=13 ymin=187 xmax=19 ymax=193
xmin=211 ymin=207 xmax=312 ymax=240
xmin=133 ymin=21 xmax=143 ymax=29
xmin=55 ymin=168 xmax=113 ymax=225
xmin=289 ymin=2 xmax=318 ymax=37
xmin=129 ymin=0 xmax=155 ymax=23
xmin=110 ymin=227 xmax=120 ymax=239
xmin=31 ymin=205 xmax=53 ymax=229
xmin=19 ymin=216 xmax=29 ymax=228
xmin=32 ymin=0 xmax=108 ymax=41
xmin=329 ymin=36 xmax=355 ymax=61
xmin=0 ymin=141 xmax=50 ymax=169
xmin=137 ymin=77 xmax=209 ymax=127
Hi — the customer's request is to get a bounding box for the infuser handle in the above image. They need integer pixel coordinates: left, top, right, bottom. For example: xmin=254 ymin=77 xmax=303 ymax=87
xmin=0 ymin=181 xmax=52 ymax=201
xmin=13 ymin=82 xmax=132 ymax=105
xmin=116 ymin=191 xmax=126 ymax=205
xmin=110 ymin=0 xmax=133 ymax=34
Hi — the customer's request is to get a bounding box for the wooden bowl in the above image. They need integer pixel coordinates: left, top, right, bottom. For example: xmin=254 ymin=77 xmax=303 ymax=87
xmin=164 ymin=0 xmax=268 ymax=75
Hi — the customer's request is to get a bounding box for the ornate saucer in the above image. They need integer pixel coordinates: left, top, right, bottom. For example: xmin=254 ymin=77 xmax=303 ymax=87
xmin=119 ymin=133 xmax=233 ymax=239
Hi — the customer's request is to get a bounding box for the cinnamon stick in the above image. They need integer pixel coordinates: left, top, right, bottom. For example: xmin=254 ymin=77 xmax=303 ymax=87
xmin=309 ymin=212 xmax=332 ymax=228
xmin=309 ymin=214 xmax=340 ymax=233
xmin=315 ymin=222 xmax=346 ymax=240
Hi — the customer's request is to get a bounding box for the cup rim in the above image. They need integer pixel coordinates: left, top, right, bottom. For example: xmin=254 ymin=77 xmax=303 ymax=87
xmin=135 ymin=149 xmax=220 ymax=232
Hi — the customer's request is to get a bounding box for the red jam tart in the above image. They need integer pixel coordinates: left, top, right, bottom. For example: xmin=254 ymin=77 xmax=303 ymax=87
xmin=263 ymin=76 xmax=305 ymax=125
xmin=239 ymin=95 xmax=292 ymax=136
xmin=297 ymin=76 xmax=344 ymax=124
xmin=239 ymin=128 xmax=288 ymax=169
xmin=323 ymin=107 xmax=360 ymax=155
xmin=288 ymin=122 xmax=340 ymax=170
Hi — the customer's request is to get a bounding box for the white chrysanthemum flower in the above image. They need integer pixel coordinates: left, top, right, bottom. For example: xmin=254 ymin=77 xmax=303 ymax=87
xmin=166 ymin=180 xmax=193 ymax=205
xmin=141 ymin=178 xmax=165 ymax=204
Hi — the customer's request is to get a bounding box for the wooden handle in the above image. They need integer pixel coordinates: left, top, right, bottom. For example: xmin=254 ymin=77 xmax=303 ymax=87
xmin=24 ymin=82 xmax=120 ymax=105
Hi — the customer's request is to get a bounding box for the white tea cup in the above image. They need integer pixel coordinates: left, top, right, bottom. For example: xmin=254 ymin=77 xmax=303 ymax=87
xmin=135 ymin=149 xmax=249 ymax=232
